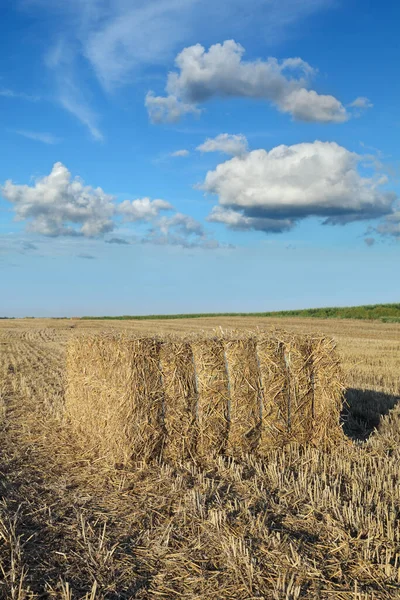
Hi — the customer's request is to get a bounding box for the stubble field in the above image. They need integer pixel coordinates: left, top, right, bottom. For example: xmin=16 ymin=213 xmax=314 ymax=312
xmin=0 ymin=317 xmax=399 ymax=599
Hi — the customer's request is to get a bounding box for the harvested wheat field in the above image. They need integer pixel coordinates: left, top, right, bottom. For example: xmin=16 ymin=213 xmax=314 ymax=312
xmin=0 ymin=317 xmax=400 ymax=599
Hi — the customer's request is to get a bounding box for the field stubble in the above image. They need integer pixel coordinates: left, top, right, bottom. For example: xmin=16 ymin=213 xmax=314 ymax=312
xmin=0 ymin=317 xmax=399 ymax=599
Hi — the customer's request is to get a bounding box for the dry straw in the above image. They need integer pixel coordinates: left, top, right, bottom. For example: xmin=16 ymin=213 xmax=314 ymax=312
xmin=223 ymin=334 xmax=262 ymax=454
xmin=65 ymin=329 xmax=345 ymax=466
xmin=160 ymin=339 xmax=198 ymax=462
xmin=191 ymin=338 xmax=230 ymax=458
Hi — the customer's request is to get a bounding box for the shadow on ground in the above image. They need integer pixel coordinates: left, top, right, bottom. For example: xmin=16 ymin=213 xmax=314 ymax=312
xmin=342 ymin=388 xmax=400 ymax=441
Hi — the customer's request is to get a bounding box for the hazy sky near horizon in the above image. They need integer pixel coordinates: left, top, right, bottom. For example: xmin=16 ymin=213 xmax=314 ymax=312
xmin=1 ymin=0 xmax=399 ymax=316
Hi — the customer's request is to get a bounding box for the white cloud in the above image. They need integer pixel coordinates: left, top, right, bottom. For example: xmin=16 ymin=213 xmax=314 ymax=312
xmin=145 ymin=92 xmax=201 ymax=124
xmin=2 ymin=162 xmax=115 ymax=237
xmin=1 ymin=163 xmax=219 ymax=248
xmin=202 ymin=141 xmax=396 ymax=233
xmin=45 ymin=38 xmax=104 ymax=141
xmin=117 ymin=198 xmax=173 ymax=221
xmin=197 ymin=133 xmax=248 ymax=156
xmin=147 ymin=40 xmax=349 ymax=124
xmin=170 ymin=149 xmax=190 ymax=157
xmin=208 ymin=206 xmax=294 ymax=233
xmin=350 ymin=96 xmax=373 ymax=109
xmin=279 ymin=88 xmax=347 ymax=123
xmin=15 ymin=130 xmax=61 ymax=144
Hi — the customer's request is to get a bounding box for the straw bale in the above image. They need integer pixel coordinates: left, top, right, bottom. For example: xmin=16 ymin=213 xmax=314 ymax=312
xmin=309 ymin=336 xmax=345 ymax=448
xmin=191 ymin=338 xmax=230 ymax=458
xmin=66 ymin=336 xmax=165 ymax=465
xmin=256 ymin=331 xmax=345 ymax=451
xmin=66 ymin=329 xmax=344 ymax=465
xmin=160 ymin=340 xmax=198 ymax=462
xmin=223 ymin=335 xmax=262 ymax=454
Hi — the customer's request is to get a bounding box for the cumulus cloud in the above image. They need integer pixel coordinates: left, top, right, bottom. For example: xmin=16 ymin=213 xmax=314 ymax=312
xmin=197 ymin=133 xmax=248 ymax=157
xmin=147 ymin=40 xmax=349 ymax=124
xmin=208 ymin=206 xmax=294 ymax=233
xmin=364 ymin=237 xmax=376 ymax=246
xmin=202 ymin=141 xmax=396 ymax=233
xmin=1 ymin=163 xmax=220 ymax=249
xmin=2 ymin=162 xmax=115 ymax=237
xmin=145 ymin=92 xmax=201 ymax=124
xmin=117 ymin=198 xmax=173 ymax=221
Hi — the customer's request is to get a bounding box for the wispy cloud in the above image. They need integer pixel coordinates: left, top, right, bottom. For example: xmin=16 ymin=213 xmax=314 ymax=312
xmin=77 ymin=253 xmax=96 ymax=260
xmin=0 ymin=88 xmax=40 ymax=102
xmin=45 ymin=39 xmax=104 ymax=141
xmin=15 ymin=130 xmax=61 ymax=144
xmin=170 ymin=149 xmax=190 ymax=157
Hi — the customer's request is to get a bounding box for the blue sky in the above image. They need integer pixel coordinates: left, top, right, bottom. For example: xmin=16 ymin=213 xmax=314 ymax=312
xmin=0 ymin=0 xmax=399 ymax=317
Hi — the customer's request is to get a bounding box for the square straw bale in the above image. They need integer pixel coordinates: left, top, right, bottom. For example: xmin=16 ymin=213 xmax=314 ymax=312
xmin=191 ymin=338 xmax=230 ymax=458
xmin=66 ymin=335 xmax=165 ymax=466
xmin=223 ymin=335 xmax=262 ymax=454
xmin=309 ymin=336 xmax=345 ymax=448
xmin=256 ymin=331 xmax=345 ymax=451
xmin=160 ymin=339 xmax=198 ymax=462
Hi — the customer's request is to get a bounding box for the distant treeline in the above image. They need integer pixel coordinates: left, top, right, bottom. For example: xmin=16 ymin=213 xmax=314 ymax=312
xmin=81 ymin=303 xmax=400 ymax=323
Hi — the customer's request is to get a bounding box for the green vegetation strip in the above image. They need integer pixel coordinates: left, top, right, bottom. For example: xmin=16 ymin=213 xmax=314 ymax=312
xmin=80 ymin=303 xmax=400 ymax=323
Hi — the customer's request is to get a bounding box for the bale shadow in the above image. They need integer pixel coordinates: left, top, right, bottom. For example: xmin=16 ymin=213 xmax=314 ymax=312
xmin=341 ymin=388 xmax=400 ymax=441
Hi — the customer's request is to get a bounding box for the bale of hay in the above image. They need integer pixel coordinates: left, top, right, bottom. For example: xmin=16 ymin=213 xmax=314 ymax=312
xmin=308 ymin=336 xmax=345 ymax=448
xmin=66 ymin=335 xmax=165 ymax=466
xmin=223 ymin=335 xmax=262 ymax=454
xmin=191 ymin=338 xmax=230 ymax=458
xmin=66 ymin=330 xmax=344 ymax=465
xmin=256 ymin=331 xmax=345 ymax=451
xmin=160 ymin=340 xmax=198 ymax=462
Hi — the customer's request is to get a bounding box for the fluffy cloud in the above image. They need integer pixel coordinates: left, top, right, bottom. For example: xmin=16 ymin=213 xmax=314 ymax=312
xmin=208 ymin=206 xmax=293 ymax=233
xmin=197 ymin=133 xmax=248 ymax=157
xmin=117 ymin=198 xmax=173 ymax=221
xmin=202 ymin=141 xmax=396 ymax=233
xmin=2 ymin=162 xmax=115 ymax=237
xmin=147 ymin=40 xmax=349 ymax=124
xmin=1 ymin=162 xmax=219 ymax=249
xmin=145 ymin=92 xmax=201 ymax=124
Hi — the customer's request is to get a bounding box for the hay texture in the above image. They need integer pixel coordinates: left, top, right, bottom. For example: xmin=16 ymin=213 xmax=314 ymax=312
xmin=224 ymin=335 xmax=262 ymax=454
xmin=66 ymin=330 xmax=345 ymax=465
xmin=66 ymin=336 xmax=165 ymax=465
xmin=160 ymin=340 xmax=198 ymax=461
xmin=191 ymin=338 xmax=230 ymax=458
